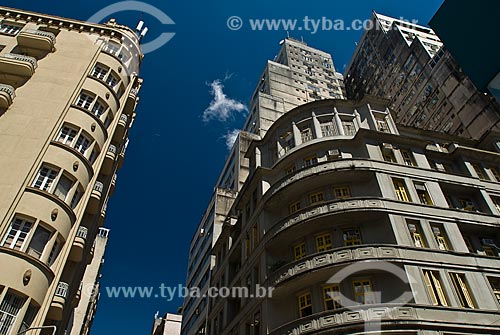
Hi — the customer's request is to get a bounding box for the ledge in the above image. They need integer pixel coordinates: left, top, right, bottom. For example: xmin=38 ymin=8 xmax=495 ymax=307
xmin=0 ymin=246 xmax=54 ymax=281
xmin=24 ymin=186 xmax=77 ymax=223
xmin=50 ymin=140 xmax=94 ymax=178
xmin=69 ymin=104 xmax=108 ymax=139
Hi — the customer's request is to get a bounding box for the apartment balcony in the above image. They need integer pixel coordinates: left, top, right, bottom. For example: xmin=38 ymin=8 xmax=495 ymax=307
xmin=102 ymin=144 xmax=117 ymax=175
xmin=68 ymin=226 xmax=88 ymax=262
xmin=99 ymin=202 xmax=107 ymax=226
xmin=0 ymin=84 xmax=15 ymax=109
xmin=48 ymin=282 xmax=69 ymax=321
xmin=0 ymin=53 xmax=37 ymax=77
xmin=123 ymin=87 xmax=139 ymax=115
xmin=87 ymin=181 xmax=104 ymax=214
xmin=17 ymin=29 xmax=56 ymax=51
xmin=113 ymin=114 xmax=128 ymax=141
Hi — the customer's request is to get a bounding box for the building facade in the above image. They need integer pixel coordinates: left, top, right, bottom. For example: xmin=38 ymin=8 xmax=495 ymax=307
xmin=181 ymin=38 xmax=345 ymax=335
xmin=344 ymin=12 xmax=500 ymax=140
xmin=0 ymin=6 xmax=142 ymax=335
xmin=209 ymin=96 xmax=500 ymax=334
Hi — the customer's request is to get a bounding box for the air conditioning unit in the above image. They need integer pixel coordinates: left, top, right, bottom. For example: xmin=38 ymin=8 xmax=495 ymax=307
xmin=327 ymin=149 xmax=341 ymax=157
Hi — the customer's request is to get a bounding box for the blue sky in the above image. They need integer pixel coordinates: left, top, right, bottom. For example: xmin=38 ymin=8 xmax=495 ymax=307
xmin=3 ymin=0 xmax=444 ymax=333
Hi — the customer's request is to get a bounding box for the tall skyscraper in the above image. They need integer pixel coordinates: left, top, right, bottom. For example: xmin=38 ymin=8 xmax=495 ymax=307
xmin=344 ymin=12 xmax=500 ymax=140
xmin=0 ymin=6 xmax=142 ymax=335
xmin=181 ymin=38 xmax=346 ymax=335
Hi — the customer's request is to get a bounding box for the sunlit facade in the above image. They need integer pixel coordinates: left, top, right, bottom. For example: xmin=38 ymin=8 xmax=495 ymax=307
xmin=0 ymin=6 xmax=142 ymax=335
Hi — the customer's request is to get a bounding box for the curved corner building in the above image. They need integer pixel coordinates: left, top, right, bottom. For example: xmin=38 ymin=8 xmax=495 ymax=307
xmin=208 ymin=96 xmax=500 ymax=334
xmin=0 ymin=6 xmax=142 ymax=335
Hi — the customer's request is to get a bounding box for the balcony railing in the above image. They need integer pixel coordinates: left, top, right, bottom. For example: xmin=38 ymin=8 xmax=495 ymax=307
xmin=93 ymin=181 xmax=104 ymax=193
xmin=21 ymin=29 xmax=56 ymax=43
xmin=0 ymin=83 xmax=15 ymax=100
xmin=107 ymin=144 xmax=117 ymax=154
xmin=2 ymin=53 xmax=38 ymax=69
xmin=119 ymin=114 xmax=128 ymax=123
xmin=76 ymin=226 xmax=88 ymax=240
xmin=55 ymin=282 xmax=69 ymax=298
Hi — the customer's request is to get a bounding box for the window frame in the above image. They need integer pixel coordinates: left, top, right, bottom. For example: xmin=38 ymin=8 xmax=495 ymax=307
xmin=293 ymin=242 xmax=306 ymax=260
xmin=297 ymin=292 xmax=312 ymax=317
xmin=343 ymin=228 xmax=362 ymax=246
xmin=323 ymin=285 xmax=341 ymax=310
xmin=423 ymin=269 xmax=448 ymax=306
xmin=393 ymin=178 xmax=411 ymax=202
xmin=352 ymin=279 xmax=376 ymax=304
xmin=449 ymin=272 xmax=475 ymax=309
xmin=309 ymin=191 xmax=324 ymax=205
xmin=315 ymin=233 xmax=332 ymax=252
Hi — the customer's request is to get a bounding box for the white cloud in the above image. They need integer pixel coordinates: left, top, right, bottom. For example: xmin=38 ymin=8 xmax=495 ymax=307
xmin=223 ymin=129 xmax=240 ymax=150
xmin=202 ymin=79 xmax=247 ymax=122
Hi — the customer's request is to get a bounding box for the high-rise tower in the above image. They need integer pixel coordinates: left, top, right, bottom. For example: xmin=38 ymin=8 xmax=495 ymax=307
xmin=0 ymin=6 xmax=142 ymax=335
xmin=344 ymin=12 xmax=500 ymax=140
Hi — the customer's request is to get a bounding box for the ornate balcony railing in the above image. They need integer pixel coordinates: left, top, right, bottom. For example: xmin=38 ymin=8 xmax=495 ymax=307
xmin=93 ymin=181 xmax=104 ymax=193
xmin=54 ymin=282 xmax=69 ymax=298
xmin=21 ymin=29 xmax=56 ymax=43
xmin=0 ymin=83 xmax=15 ymax=100
xmin=76 ymin=226 xmax=88 ymax=240
xmin=2 ymin=53 xmax=38 ymax=69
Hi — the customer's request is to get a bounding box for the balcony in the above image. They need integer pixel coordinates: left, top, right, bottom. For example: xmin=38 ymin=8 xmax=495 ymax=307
xmin=102 ymin=144 xmax=117 ymax=175
xmin=113 ymin=114 xmax=128 ymax=141
xmin=99 ymin=202 xmax=107 ymax=226
xmin=0 ymin=53 xmax=37 ymax=77
xmin=124 ymin=87 xmax=139 ymax=115
xmin=48 ymin=282 xmax=69 ymax=321
xmin=0 ymin=84 xmax=15 ymax=109
xmin=68 ymin=226 xmax=88 ymax=263
xmin=87 ymin=181 xmax=104 ymax=214
xmin=17 ymin=29 xmax=56 ymax=51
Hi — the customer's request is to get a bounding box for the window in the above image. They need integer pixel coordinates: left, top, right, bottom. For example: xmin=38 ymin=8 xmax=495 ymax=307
xmin=19 ymin=304 xmax=38 ymax=334
xmin=297 ymin=293 xmax=312 ymax=317
xmin=303 ymin=156 xmax=318 ymax=167
xmin=393 ymin=179 xmax=411 ymax=202
xmin=353 ymin=279 xmax=375 ymax=304
xmin=382 ymin=145 xmax=396 ymax=162
xmin=463 ymin=236 xmax=474 ymax=253
xmin=0 ymin=22 xmax=22 ymax=35
xmin=414 ymin=182 xmax=433 ymax=205
xmin=53 ymin=174 xmax=73 ymax=202
xmin=26 ymin=226 xmax=51 ymax=259
xmin=289 ymin=201 xmax=301 ymax=214
xmin=458 ymin=198 xmax=476 ymax=211
xmin=343 ymin=228 xmax=362 ymax=246
xmin=0 ymin=291 xmax=26 ymax=335
xmin=431 ymin=224 xmax=449 ymax=251
xmin=70 ymin=187 xmax=82 ymax=209
xmin=333 ymin=186 xmax=351 ymax=199
xmin=315 ymin=233 xmax=332 ymax=252
xmin=106 ymin=72 xmax=120 ymax=88
xmin=480 ymin=237 xmax=498 ymax=257
xmin=323 ymin=285 xmax=341 ymax=310
xmin=74 ymin=133 xmax=91 ymax=155
xmin=56 ymin=125 xmax=77 ymax=145
xmin=492 ymin=197 xmax=500 ymax=214
xmin=423 ymin=270 xmax=448 ymax=306
xmin=472 ymin=164 xmax=489 ymax=180
xmin=47 ymin=239 xmax=61 ymax=266
xmin=300 ymin=128 xmax=313 ymax=143
xmin=490 ymin=167 xmax=500 ymax=182
xmin=450 ymin=273 xmax=475 ymax=308
xmin=1 ymin=217 xmax=33 ymax=251
xmin=252 ymin=224 xmax=259 ymax=249
xmin=91 ymin=63 xmax=109 ymax=80
xmin=92 ymin=99 xmax=107 ymax=118
xmin=75 ymin=92 xmax=94 ymax=109
xmin=309 ymin=192 xmax=324 ymax=204
xmin=488 ymin=278 xmax=500 ymax=305
xmin=407 ymin=220 xmax=427 ymax=248
xmin=401 ymin=150 xmax=416 ymax=166
xmin=33 ymin=166 xmax=58 ymax=192
xmin=293 ymin=242 xmax=306 ymax=260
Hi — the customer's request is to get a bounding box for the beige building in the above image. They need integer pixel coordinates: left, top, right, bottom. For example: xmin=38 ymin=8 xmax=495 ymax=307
xmin=0 ymin=6 xmax=142 ymax=335
xmin=344 ymin=12 xmax=500 ymax=140
xmin=210 ymin=96 xmax=500 ymax=334
xmin=151 ymin=313 xmax=182 ymax=335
